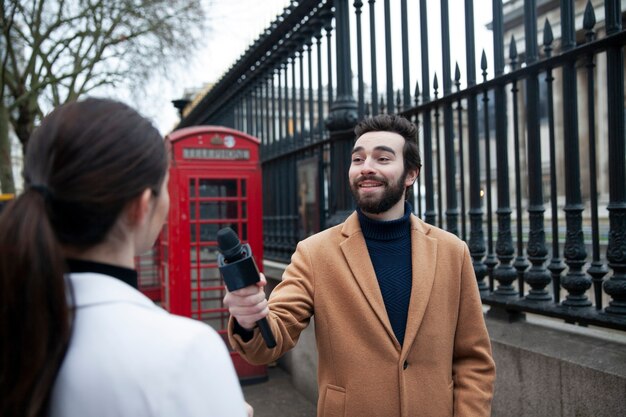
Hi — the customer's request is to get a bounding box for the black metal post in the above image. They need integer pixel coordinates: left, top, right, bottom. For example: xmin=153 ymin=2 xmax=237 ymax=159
xmin=434 ymin=74 xmax=443 ymax=229
xmin=482 ymin=53 xmax=498 ymax=293
xmin=299 ymin=41 xmax=306 ymax=142
xmin=464 ymin=0 xmax=487 ymax=293
xmin=509 ymin=37 xmax=530 ymax=294
xmin=583 ymin=3 xmax=608 ymax=309
xmin=325 ymin=0 xmax=358 ymax=225
xmin=354 ymin=0 xmax=364 ymax=119
xmin=315 ymin=25 xmax=324 ymax=140
xmin=278 ymin=62 xmax=284 ymax=142
xmin=369 ymin=0 xmax=379 ymax=115
xmin=419 ymin=0 xmax=436 ymax=226
xmin=490 ymin=0 xmax=517 ymax=298
xmin=323 ymin=9 xmax=334 ymax=109
xmin=560 ymin=0 xmax=592 ymax=307
xmin=454 ymin=64 xmax=466 ymax=241
xmin=543 ymin=20 xmax=566 ymax=304
xmin=604 ymin=0 xmax=626 ymax=315
xmin=384 ymin=0 xmax=393 ymax=114
xmin=523 ymin=0 xmax=551 ymax=301
xmin=440 ymin=0 xmax=459 ymax=236
xmin=307 ymin=34 xmax=314 ymax=143
xmin=401 ymin=0 xmax=410 ymax=110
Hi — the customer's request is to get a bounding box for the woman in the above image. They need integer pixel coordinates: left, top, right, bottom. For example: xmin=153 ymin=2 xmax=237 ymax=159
xmin=0 ymin=98 xmax=251 ymax=417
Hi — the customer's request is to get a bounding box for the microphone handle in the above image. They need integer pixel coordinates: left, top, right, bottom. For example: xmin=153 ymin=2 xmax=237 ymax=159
xmin=257 ymin=318 xmax=276 ymax=348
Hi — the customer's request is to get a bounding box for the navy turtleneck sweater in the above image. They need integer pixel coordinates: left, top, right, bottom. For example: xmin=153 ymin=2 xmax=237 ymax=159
xmin=357 ymin=202 xmax=413 ymax=346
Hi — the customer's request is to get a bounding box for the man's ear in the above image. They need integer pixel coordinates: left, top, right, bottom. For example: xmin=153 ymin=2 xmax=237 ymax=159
xmin=126 ymin=188 xmax=153 ymax=226
xmin=405 ymin=169 xmax=419 ymax=187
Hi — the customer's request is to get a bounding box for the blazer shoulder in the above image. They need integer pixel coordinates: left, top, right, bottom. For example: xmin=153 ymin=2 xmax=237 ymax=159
xmin=299 ymin=221 xmax=346 ymax=248
xmin=411 ymin=215 xmax=466 ymax=250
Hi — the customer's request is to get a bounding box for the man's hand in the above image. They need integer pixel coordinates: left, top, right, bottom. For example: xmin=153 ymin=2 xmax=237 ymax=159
xmin=223 ymin=273 xmax=269 ymax=330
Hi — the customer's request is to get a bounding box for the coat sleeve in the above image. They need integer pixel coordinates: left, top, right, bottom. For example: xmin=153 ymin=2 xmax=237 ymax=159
xmin=452 ymin=243 xmax=496 ymax=417
xmin=228 ymin=240 xmax=315 ymax=365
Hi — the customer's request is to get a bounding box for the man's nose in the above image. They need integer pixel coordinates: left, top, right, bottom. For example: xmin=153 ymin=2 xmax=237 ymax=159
xmin=361 ymin=157 xmax=376 ymax=174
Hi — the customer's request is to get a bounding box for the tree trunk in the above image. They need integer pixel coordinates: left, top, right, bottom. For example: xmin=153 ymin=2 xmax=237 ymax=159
xmin=0 ymin=102 xmax=16 ymax=194
xmin=15 ymin=98 xmax=37 ymax=153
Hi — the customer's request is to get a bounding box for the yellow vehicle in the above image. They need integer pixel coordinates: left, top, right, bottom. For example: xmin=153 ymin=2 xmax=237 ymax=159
xmin=0 ymin=193 xmax=15 ymax=212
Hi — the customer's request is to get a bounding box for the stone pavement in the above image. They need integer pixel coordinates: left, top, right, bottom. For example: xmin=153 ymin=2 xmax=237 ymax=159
xmin=242 ymin=366 xmax=316 ymax=417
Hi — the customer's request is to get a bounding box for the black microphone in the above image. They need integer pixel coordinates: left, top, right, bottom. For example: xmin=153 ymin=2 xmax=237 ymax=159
xmin=217 ymin=227 xmax=276 ymax=348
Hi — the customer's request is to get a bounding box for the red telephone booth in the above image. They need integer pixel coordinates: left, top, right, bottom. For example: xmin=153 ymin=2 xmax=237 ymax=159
xmin=163 ymin=126 xmax=267 ymax=384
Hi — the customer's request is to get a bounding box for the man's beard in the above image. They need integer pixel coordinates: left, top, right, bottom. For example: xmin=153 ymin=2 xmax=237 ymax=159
xmin=350 ymin=174 xmax=406 ymax=214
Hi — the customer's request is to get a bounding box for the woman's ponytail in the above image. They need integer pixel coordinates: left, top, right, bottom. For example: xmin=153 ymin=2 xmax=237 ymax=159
xmin=0 ymin=190 xmax=72 ymax=417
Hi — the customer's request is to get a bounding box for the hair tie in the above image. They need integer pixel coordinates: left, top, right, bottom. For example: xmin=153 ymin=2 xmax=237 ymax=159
xmin=30 ymin=184 xmax=52 ymax=200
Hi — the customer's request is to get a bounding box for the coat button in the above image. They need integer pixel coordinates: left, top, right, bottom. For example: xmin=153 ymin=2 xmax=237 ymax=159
xmin=403 ymin=360 xmax=408 ymax=370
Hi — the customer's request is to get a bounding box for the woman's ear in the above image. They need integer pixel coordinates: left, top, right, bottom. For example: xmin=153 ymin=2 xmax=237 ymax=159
xmin=126 ymin=188 xmax=153 ymax=227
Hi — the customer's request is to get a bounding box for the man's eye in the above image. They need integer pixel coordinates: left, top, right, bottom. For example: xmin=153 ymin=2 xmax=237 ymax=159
xmin=352 ymin=157 xmax=363 ymax=162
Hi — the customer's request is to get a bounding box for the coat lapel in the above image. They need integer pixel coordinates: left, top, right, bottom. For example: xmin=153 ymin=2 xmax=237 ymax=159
xmin=339 ymin=213 xmax=398 ymax=346
xmin=401 ymin=216 xmax=438 ymax=358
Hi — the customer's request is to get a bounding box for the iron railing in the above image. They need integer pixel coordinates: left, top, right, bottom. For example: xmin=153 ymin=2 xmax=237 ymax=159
xmin=178 ymin=0 xmax=626 ymax=331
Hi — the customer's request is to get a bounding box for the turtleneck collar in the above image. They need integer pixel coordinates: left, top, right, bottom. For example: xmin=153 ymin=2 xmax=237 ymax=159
xmin=66 ymin=258 xmax=138 ymax=289
xmin=357 ymin=201 xmax=412 ymax=241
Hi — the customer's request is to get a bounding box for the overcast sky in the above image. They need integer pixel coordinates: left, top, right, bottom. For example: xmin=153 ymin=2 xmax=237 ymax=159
xmin=116 ymin=0 xmax=292 ymax=134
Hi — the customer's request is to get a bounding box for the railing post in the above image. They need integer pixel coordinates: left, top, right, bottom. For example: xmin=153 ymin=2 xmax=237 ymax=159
xmin=543 ymin=20 xmax=567 ymax=304
xmin=440 ymin=0 xmax=459 ymax=236
xmin=492 ymin=0 xmax=518 ymax=297
xmin=523 ymin=0 xmax=551 ymax=301
xmin=464 ymin=0 xmax=487 ymax=294
xmin=603 ymin=0 xmax=626 ymax=315
xmin=368 ymin=0 xmax=379 ymax=116
xmin=419 ymin=0 xmax=436 ymax=226
xmin=560 ymin=0 xmax=591 ymax=307
xmin=325 ymin=0 xmax=358 ymax=226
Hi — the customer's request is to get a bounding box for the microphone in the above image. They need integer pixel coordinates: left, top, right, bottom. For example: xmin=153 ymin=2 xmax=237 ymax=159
xmin=217 ymin=227 xmax=276 ymax=348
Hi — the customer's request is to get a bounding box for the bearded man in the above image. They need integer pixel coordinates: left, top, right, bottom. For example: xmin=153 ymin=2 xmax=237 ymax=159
xmin=224 ymin=114 xmax=496 ymax=417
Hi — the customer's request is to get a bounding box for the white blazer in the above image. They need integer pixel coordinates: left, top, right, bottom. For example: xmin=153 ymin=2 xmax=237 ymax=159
xmin=49 ymin=272 xmax=247 ymax=417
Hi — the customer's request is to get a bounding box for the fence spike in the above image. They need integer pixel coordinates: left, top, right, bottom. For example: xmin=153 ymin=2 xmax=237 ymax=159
xmin=583 ymin=0 xmax=596 ymax=29
xmin=509 ymin=34 xmax=518 ymax=64
xmin=543 ymin=18 xmax=554 ymax=47
xmin=583 ymin=0 xmax=596 ymax=41
xmin=481 ymin=50 xmax=488 ymax=81
xmin=414 ymin=80 xmax=420 ymax=106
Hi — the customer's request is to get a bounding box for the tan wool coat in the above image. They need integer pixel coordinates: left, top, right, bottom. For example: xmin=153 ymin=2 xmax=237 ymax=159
xmin=229 ymin=212 xmax=496 ymax=417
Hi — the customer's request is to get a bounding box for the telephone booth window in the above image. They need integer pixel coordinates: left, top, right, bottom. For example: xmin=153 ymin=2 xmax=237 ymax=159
xmin=188 ymin=177 xmax=248 ymax=344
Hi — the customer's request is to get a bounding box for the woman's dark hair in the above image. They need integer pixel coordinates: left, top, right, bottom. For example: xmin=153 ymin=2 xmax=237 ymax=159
xmin=0 ymin=98 xmax=168 ymax=417
xmin=354 ymin=114 xmax=422 ymax=198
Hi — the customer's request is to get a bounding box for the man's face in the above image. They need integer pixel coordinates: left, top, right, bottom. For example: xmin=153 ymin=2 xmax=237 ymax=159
xmin=349 ymin=131 xmax=415 ymax=219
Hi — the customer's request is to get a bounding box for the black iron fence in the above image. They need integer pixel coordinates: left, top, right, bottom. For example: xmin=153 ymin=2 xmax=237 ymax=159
xmin=178 ymin=0 xmax=626 ymax=331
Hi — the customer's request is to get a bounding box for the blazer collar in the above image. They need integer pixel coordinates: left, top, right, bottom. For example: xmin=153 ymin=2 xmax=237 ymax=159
xmin=339 ymin=212 xmax=438 ymax=354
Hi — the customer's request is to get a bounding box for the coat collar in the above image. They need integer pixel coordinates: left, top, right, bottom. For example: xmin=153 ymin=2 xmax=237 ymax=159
xmin=67 ymin=272 xmax=157 ymax=311
xmin=339 ymin=211 xmax=438 ymax=354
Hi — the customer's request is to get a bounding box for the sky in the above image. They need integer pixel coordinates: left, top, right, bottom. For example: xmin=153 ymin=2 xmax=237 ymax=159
xmin=111 ymin=0 xmax=494 ymax=136
xmin=119 ymin=0 xmax=293 ymax=135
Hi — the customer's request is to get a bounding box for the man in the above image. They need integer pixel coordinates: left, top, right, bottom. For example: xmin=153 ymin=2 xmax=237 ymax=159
xmin=225 ymin=114 xmax=496 ymax=417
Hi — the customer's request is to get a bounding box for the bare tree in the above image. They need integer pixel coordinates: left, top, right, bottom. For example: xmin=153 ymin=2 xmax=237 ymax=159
xmin=0 ymin=0 xmax=207 ymax=192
